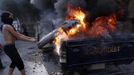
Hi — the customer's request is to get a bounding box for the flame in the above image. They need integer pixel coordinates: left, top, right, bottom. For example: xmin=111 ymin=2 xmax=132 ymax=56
xmin=65 ymin=6 xmax=87 ymax=37
xmin=53 ymin=28 xmax=68 ymax=54
xmin=89 ymin=15 xmax=117 ymax=38
xmin=53 ymin=6 xmax=117 ymax=55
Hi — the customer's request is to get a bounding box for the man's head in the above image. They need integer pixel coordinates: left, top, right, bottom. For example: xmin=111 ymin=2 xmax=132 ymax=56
xmin=1 ymin=12 xmax=13 ymax=25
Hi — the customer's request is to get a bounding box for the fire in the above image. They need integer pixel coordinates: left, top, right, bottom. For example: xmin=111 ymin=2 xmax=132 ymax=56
xmin=53 ymin=28 xmax=68 ymax=55
xmin=65 ymin=6 xmax=87 ymax=37
xmin=89 ymin=15 xmax=117 ymax=38
xmin=53 ymin=6 xmax=117 ymax=55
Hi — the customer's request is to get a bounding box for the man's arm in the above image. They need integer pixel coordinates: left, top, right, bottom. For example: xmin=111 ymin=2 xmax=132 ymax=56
xmin=5 ymin=25 xmax=36 ymax=42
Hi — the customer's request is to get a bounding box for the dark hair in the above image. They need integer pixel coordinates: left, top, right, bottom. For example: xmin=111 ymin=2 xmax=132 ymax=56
xmin=0 ymin=12 xmax=16 ymax=31
xmin=1 ymin=12 xmax=13 ymax=25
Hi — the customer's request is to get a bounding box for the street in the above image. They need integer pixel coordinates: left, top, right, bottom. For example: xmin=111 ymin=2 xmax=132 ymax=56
xmin=0 ymin=41 xmax=134 ymax=75
xmin=0 ymin=41 xmax=48 ymax=75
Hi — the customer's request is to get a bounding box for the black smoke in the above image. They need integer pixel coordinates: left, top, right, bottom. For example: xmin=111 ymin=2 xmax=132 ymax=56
xmin=0 ymin=0 xmax=40 ymax=23
xmin=54 ymin=0 xmax=87 ymax=18
xmin=55 ymin=0 xmax=119 ymax=23
xmin=30 ymin=0 xmax=121 ymax=38
xmin=31 ymin=0 xmax=56 ymax=11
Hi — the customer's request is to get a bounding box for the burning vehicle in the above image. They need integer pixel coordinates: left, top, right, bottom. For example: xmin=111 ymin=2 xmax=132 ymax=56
xmin=38 ymin=0 xmax=134 ymax=73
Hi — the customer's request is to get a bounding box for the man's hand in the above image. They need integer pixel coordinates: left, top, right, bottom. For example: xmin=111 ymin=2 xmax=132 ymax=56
xmin=30 ymin=38 xmax=37 ymax=42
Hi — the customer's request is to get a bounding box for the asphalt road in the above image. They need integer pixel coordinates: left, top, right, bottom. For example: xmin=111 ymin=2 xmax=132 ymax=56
xmin=0 ymin=41 xmax=134 ymax=75
xmin=0 ymin=41 xmax=49 ymax=75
